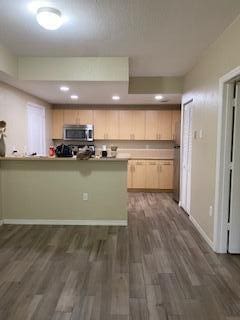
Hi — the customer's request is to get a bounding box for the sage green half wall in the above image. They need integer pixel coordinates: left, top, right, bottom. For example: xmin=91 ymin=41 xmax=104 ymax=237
xmin=0 ymin=160 xmax=128 ymax=223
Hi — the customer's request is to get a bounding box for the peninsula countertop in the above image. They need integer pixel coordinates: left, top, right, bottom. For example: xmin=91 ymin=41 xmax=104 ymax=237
xmin=0 ymin=156 xmax=129 ymax=161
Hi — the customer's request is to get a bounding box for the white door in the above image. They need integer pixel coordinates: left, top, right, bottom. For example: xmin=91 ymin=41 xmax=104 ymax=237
xmin=228 ymin=83 xmax=240 ymax=253
xmin=27 ymin=104 xmax=46 ymax=155
xmin=181 ymin=101 xmax=193 ymax=214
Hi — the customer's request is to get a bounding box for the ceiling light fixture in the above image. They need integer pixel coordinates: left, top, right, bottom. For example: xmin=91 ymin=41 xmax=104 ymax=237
xmin=60 ymin=86 xmax=69 ymax=92
xmin=36 ymin=7 xmax=63 ymax=30
xmin=70 ymin=95 xmax=79 ymax=100
xmin=112 ymin=95 xmax=120 ymax=101
xmin=155 ymin=95 xmax=163 ymax=101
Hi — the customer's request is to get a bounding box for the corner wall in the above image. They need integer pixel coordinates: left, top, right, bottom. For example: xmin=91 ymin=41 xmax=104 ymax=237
xmin=0 ymin=82 xmax=52 ymax=155
xmin=183 ymin=15 xmax=240 ymax=241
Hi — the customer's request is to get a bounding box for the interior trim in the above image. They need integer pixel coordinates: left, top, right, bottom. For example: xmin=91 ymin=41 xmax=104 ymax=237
xmin=190 ymin=215 xmax=214 ymax=249
xmin=3 ymin=219 xmax=128 ymax=226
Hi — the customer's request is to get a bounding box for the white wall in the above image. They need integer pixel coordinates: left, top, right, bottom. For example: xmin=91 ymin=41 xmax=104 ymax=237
xmin=0 ymin=82 xmax=52 ymax=155
xmin=183 ymin=15 xmax=240 ymax=241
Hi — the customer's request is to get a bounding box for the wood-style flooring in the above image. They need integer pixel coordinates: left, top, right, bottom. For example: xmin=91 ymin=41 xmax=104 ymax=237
xmin=0 ymin=193 xmax=240 ymax=320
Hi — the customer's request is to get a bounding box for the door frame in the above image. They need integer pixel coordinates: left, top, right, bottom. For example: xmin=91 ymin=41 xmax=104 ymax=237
xmin=179 ymin=99 xmax=193 ymax=214
xmin=27 ymin=102 xmax=46 ymax=156
xmin=213 ymin=66 xmax=240 ymax=253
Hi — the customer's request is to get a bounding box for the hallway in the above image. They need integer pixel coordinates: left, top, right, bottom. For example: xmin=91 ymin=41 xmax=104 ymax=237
xmin=0 ymin=193 xmax=240 ymax=319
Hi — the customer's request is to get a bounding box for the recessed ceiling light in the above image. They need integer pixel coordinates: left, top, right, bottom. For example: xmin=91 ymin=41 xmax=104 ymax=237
xmin=112 ymin=95 xmax=120 ymax=101
xmin=70 ymin=95 xmax=79 ymax=100
xmin=155 ymin=95 xmax=163 ymax=101
xmin=36 ymin=7 xmax=63 ymax=30
xmin=60 ymin=86 xmax=69 ymax=92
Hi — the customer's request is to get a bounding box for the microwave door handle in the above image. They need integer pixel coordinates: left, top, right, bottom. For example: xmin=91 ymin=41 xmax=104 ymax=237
xmin=86 ymin=130 xmax=89 ymax=141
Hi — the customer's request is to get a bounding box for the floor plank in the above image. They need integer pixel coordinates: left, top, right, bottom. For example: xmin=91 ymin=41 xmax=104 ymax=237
xmin=0 ymin=193 xmax=240 ymax=319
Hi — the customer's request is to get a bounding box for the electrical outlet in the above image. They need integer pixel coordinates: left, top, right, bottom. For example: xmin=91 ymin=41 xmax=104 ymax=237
xmin=83 ymin=193 xmax=88 ymax=201
xmin=199 ymin=129 xmax=203 ymax=139
xmin=209 ymin=205 xmax=213 ymax=217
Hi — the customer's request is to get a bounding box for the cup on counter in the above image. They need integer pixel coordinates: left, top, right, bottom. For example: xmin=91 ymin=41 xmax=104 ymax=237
xmin=101 ymin=145 xmax=108 ymax=157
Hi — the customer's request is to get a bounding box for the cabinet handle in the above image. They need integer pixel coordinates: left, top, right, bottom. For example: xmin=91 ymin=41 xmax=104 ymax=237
xmin=163 ymin=162 xmax=171 ymax=165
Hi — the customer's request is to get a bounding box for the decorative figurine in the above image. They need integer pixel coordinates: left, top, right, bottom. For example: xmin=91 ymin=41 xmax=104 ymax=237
xmin=0 ymin=121 xmax=6 ymax=157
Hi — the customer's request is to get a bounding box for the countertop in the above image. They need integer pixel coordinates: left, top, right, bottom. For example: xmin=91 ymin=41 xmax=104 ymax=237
xmin=0 ymin=156 xmax=129 ymax=162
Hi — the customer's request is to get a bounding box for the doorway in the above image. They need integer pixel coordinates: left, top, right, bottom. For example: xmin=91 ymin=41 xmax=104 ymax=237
xmin=27 ymin=103 xmax=46 ymax=156
xmin=181 ymin=100 xmax=193 ymax=215
xmin=214 ymin=66 xmax=240 ymax=253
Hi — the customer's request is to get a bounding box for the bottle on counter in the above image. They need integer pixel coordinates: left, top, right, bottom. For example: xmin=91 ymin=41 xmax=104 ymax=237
xmin=49 ymin=146 xmax=56 ymax=157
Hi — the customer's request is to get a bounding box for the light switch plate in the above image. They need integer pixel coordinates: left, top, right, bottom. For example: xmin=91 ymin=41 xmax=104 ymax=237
xmin=83 ymin=193 xmax=88 ymax=201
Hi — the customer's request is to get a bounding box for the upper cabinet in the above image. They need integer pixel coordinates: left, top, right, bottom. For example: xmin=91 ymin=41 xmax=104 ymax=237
xmin=63 ymin=109 xmax=93 ymax=125
xmin=52 ymin=109 xmax=64 ymax=139
xmin=93 ymin=110 xmax=119 ymax=140
xmin=52 ymin=108 xmax=181 ymax=141
xmin=145 ymin=110 xmax=172 ymax=140
xmin=119 ymin=110 xmax=145 ymax=140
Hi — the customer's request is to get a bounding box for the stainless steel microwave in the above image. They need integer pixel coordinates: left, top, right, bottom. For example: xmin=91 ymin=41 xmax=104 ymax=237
xmin=63 ymin=124 xmax=94 ymax=141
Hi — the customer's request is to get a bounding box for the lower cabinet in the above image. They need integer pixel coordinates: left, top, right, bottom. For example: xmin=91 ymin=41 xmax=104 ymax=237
xmin=128 ymin=159 xmax=173 ymax=190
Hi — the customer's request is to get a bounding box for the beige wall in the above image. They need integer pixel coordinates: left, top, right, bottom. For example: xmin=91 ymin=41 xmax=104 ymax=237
xmin=0 ymin=44 xmax=17 ymax=77
xmin=183 ymin=15 xmax=240 ymax=241
xmin=0 ymin=82 xmax=52 ymax=155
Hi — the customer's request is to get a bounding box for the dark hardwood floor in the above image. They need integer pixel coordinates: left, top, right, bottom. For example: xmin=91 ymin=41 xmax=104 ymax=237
xmin=0 ymin=193 xmax=240 ymax=320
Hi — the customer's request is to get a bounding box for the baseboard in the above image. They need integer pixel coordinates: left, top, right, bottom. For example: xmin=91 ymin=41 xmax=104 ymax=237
xmin=189 ymin=215 xmax=214 ymax=249
xmin=3 ymin=219 xmax=128 ymax=226
xmin=128 ymin=188 xmax=173 ymax=193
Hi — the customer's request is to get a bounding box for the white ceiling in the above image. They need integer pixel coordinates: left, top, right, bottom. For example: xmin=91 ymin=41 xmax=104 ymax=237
xmin=0 ymin=74 xmax=181 ymax=105
xmin=0 ymin=0 xmax=240 ymax=76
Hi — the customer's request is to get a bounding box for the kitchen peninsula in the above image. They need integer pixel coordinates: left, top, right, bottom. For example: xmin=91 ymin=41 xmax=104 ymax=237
xmin=0 ymin=157 xmax=128 ymax=225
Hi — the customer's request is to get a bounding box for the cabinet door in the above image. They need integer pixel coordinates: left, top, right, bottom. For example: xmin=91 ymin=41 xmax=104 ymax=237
xmin=172 ymin=110 xmax=181 ymax=141
xmin=158 ymin=111 xmax=172 ymax=140
xmin=119 ymin=111 xmax=132 ymax=140
xmin=52 ymin=109 xmax=64 ymax=139
xmin=146 ymin=161 xmax=159 ymax=189
xmin=132 ymin=111 xmax=146 ymax=140
xmin=159 ymin=160 xmax=173 ymax=189
xmin=106 ymin=110 xmax=119 ymax=139
xmin=93 ymin=110 xmax=106 ymax=139
xmin=63 ymin=110 xmax=78 ymax=125
xmin=78 ymin=110 xmax=93 ymax=125
xmin=145 ymin=111 xmax=159 ymax=140
xmin=132 ymin=161 xmax=146 ymax=188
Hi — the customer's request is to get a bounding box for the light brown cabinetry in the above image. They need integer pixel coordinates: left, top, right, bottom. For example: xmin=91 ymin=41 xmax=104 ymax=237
xmin=158 ymin=160 xmax=173 ymax=189
xmin=145 ymin=161 xmax=159 ymax=189
xmin=93 ymin=110 xmax=119 ymax=139
xmin=52 ymin=109 xmax=64 ymax=139
xmin=119 ymin=111 xmax=145 ymax=140
xmin=52 ymin=108 xmax=180 ymax=141
xmin=145 ymin=111 xmax=172 ymax=140
xmin=172 ymin=110 xmax=181 ymax=141
xmin=128 ymin=160 xmax=146 ymax=188
xmin=63 ymin=109 xmax=93 ymax=125
xmin=128 ymin=159 xmax=173 ymax=190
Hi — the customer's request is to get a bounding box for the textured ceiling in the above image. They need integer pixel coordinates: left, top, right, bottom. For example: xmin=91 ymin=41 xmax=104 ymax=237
xmin=0 ymin=0 xmax=240 ymax=76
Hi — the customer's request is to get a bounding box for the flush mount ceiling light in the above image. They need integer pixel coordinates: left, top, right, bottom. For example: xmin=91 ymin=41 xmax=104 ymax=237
xmin=155 ymin=95 xmax=163 ymax=101
xmin=70 ymin=95 xmax=79 ymax=100
xmin=36 ymin=7 xmax=63 ymax=30
xmin=60 ymin=86 xmax=69 ymax=92
xmin=112 ymin=95 xmax=120 ymax=101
